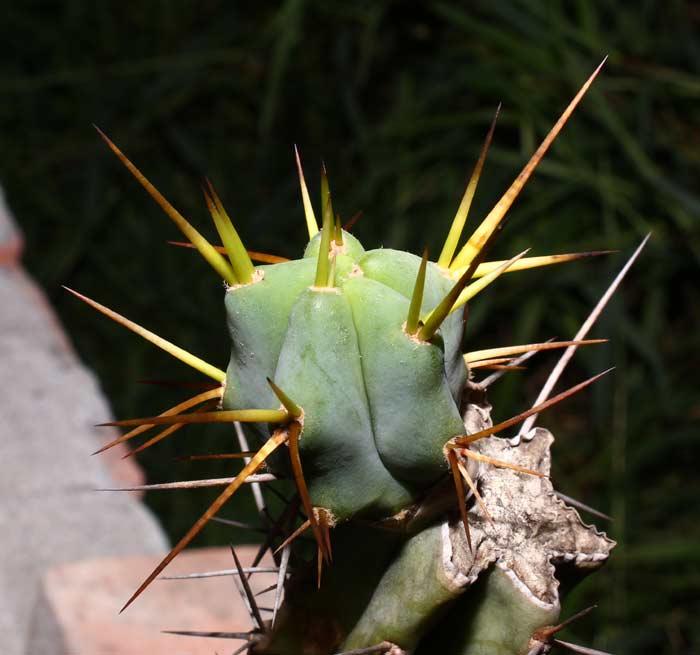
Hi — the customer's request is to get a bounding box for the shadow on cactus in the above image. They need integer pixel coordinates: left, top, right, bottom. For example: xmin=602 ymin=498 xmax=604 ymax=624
xmin=69 ymin=59 xmax=646 ymax=654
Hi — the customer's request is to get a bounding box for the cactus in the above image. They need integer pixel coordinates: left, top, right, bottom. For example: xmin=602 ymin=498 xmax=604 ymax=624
xmin=69 ymin=59 xmax=647 ymax=654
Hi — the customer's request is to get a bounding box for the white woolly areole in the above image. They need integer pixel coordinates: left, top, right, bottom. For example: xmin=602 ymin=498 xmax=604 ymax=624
xmin=225 ymin=268 xmax=265 ymax=292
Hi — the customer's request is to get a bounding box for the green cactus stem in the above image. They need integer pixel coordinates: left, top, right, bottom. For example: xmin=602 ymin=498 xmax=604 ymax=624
xmin=71 ymin=59 xmax=626 ymax=655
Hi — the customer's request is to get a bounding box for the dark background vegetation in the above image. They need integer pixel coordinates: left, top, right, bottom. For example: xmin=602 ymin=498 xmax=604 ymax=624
xmin=2 ymin=2 xmax=698 ymax=653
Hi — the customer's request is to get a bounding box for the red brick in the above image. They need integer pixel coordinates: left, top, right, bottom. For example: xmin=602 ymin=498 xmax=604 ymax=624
xmin=33 ymin=546 xmax=277 ymax=655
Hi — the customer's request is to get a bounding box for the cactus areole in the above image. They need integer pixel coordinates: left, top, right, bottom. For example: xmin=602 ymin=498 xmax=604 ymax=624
xmin=73 ymin=59 xmax=635 ymax=655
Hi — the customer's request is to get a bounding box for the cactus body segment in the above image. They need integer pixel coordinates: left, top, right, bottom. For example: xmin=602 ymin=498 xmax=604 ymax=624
xmin=225 ymin=241 xmax=469 ymax=520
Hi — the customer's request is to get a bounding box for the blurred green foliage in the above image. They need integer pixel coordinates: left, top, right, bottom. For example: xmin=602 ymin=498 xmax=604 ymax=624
xmin=1 ymin=2 xmax=698 ymax=653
